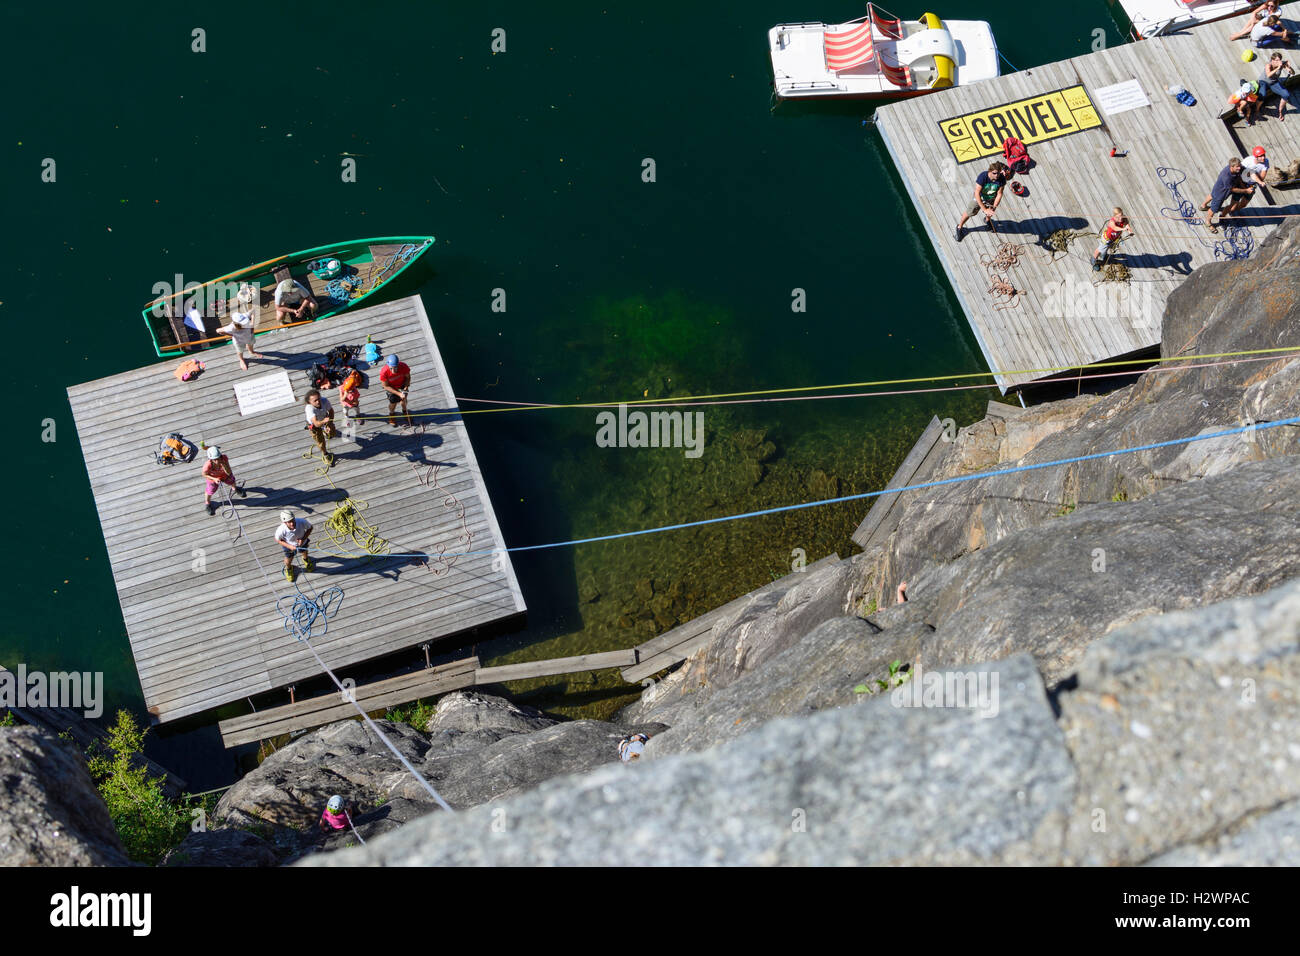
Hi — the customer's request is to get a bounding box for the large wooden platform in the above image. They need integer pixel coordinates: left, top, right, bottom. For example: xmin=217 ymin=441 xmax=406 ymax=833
xmin=875 ymin=5 xmax=1300 ymax=391
xmin=68 ymin=296 xmax=526 ymax=725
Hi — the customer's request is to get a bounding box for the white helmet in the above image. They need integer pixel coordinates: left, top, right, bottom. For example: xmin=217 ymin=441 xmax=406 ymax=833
xmin=207 ymin=446 xmax=221 ymax=460
xmin=280 ymin=510 xmax=295 ymax=524
xmin=327 ymin=795 xmax=343 ymax=812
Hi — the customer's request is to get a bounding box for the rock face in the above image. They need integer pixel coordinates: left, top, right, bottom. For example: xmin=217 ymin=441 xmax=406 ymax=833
xmin=306 ymin=579 xmax=1300 ymax=867
xmin=161 ymin=828 xmax=279 ymax=868
xmin=868 ymin=215 xmax=1300 ymax=607
xmin=0 ymin=727 xmax=131 ymax=866
xmin=209 ymin=692 xmax=663 ymax=862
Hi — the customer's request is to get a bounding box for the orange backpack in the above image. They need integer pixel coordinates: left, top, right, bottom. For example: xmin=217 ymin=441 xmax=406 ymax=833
xmin=174 ymin=359 xmax=205 ymax=382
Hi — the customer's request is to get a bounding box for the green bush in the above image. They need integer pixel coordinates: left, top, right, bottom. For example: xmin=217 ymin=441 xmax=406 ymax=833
xmin=85 ymin=710 xmax=195 ymax=865
xmin=385 ymin=699 xmax=436 ymax=730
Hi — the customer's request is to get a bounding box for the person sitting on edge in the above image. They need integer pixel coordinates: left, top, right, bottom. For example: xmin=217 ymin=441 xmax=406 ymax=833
xmin=304 ymin=388 xmax=338 ymax=466
xmin=1251 ymin=14 xmax=1292 ymax=48
xmin=274 ymin=277 xmax=319 ymax=324
xmin=1230 ymin=1 xmax=1280 ymax=42
xmin=618 ymin=733 xmax=651 ymax=763
xmin=1229 ymin=81 xmax=1264 ymax=125
xmin=1261 ymin=51 xmax=1296 ymax=121
xmin=379 ymin=353 xmax=413 ymax=427
xmin=954 ymin=162 xmax=1007 ymax=243
xmin=1092 ymin=207 xmax=1135 ymax=272
xmin=318 ymin=794 xmax=359 ymax=833
xmin=217 ymin=311 xmax=263 ymax=371
xmin=201 ymin=445 xmax=246 ymax=515
xmin=276 ymin=510 xmax=314 ymax=581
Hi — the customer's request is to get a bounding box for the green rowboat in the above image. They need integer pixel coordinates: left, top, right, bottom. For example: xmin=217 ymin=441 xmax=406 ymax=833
xmin=141 ymin=235 xmax=435 ymax=357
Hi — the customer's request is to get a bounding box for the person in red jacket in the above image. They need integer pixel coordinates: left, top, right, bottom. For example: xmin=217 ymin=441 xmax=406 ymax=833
xmin=379 ymin=354 xmax=413 ymax=427
xmin=202 ymin=446 xmax=247 ymax=515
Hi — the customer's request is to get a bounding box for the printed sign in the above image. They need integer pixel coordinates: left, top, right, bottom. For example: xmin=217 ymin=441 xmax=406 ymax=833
xmin=233 ymin=369 xmax=296 ymax=416
xmin=938 ymin=85 xmax=1102 ymax=163
xmin=1094 ymin=79 xmax=1151 ymax=116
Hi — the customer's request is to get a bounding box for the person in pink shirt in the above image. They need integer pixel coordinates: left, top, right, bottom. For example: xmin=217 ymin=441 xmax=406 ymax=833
xmin=318 ymin=794 xmax=359 ymax=833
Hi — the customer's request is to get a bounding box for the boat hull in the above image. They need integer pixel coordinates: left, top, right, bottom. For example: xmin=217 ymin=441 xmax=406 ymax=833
xmin=769 ymin=14 xmax=1000 ymax=101
xmin=1113 ymin=0 xmax=1257 ymax=40
xmin=141 ymin=236 xmax=434 ymax=358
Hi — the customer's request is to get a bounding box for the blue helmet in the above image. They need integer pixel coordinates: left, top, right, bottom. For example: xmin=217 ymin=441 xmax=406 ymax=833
xmin=386 ymin=354 xmax=399 ymax=367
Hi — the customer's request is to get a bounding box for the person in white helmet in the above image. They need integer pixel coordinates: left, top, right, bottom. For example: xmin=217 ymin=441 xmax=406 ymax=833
xmin=275 ymin=510 xmax=314 ymax=581
xmin=201 ymin=445 xmax=246 ymax=515
xmin=217 ymin=311 xmax=263 ymax=371
xmin=319 ymin=794 xmax=359 ymax=833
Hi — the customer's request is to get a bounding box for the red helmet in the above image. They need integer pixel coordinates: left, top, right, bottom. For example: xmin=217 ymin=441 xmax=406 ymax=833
xmin=1253 ymin=146 xmax=1267 ymax=158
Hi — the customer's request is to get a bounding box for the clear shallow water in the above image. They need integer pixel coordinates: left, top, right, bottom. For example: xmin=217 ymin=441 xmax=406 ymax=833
xmin=1 ymin=2 xmax=1123 ymax=786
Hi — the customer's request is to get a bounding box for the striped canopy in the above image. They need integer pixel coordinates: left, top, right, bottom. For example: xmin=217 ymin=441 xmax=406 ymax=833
xmin=824 ymin=22 xmax=876 ymax=72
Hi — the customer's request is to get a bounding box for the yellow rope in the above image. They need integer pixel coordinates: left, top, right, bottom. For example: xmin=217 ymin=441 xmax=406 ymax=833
xmin=301 ymin=445 xmax=391 ymax=559
xmin=351 ymin=344 xmax=1300 ymax=421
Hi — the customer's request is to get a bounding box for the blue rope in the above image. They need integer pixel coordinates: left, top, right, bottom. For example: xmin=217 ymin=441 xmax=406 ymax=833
xmin=325 ymin=277 xmax=360 ymax=303
xmin=313 ymin=416 xmax=1300 ymax=561
xmin=1156 ymin=165 xmax=1255 ymax=261
xmin=276 ymin=576 xmax=345 ymax=642
xmin=999 ymin=50 xmax=1021 ymax=74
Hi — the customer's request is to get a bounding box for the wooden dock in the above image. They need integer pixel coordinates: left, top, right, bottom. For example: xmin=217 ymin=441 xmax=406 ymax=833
xmin=874 ymin=5 xmax=1300 ymax=392
xmin=68 ymin=295 xmax=526 ymax=726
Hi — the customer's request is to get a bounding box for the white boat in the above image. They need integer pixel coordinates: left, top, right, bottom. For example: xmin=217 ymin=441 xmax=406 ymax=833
xmin=768 ymin=5 xmax=1000 ymax=101
xmin=1114 ymin=0 xmax=1260 ymax=39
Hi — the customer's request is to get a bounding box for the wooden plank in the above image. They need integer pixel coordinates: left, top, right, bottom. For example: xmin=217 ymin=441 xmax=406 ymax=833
xmin=216 ymin=656 xmax=479 ymax=746
xmin=475 ymin=650 xmax=637 ymax=684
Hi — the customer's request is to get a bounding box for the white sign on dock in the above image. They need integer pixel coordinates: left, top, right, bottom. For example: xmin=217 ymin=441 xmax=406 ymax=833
xmin=233 ymin=369 xmax=297 ymax=416
xmin=1094 ymin=80 xmax=1151 ymax=117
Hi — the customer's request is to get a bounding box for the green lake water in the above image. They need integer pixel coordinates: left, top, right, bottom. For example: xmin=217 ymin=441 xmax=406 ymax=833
xmin=1 ymin=1 xmax=1129 ymax=788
